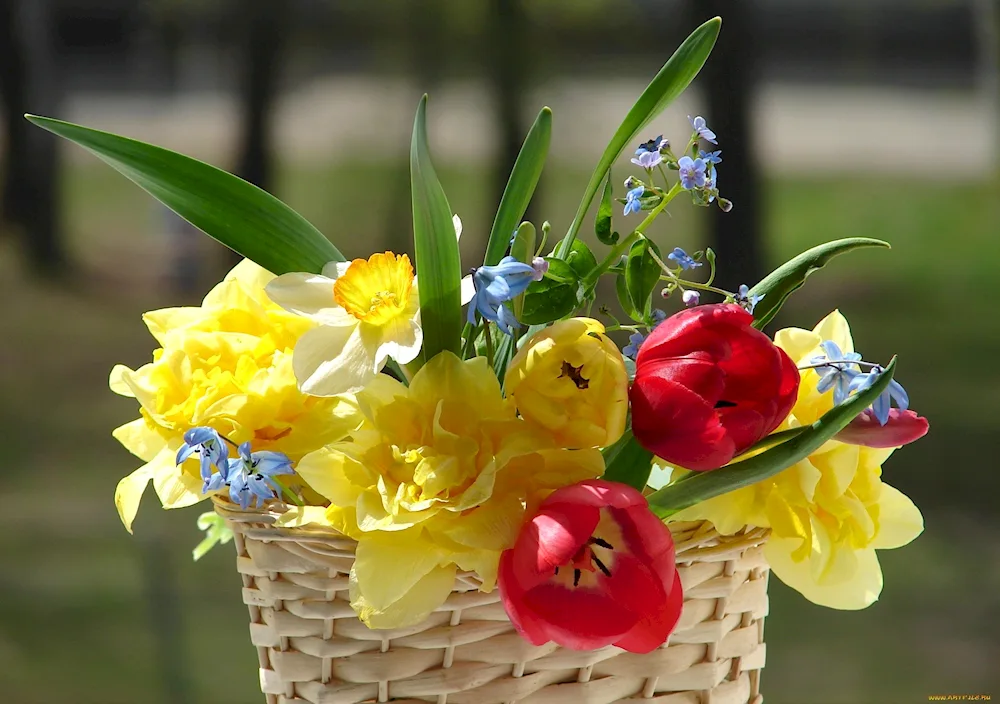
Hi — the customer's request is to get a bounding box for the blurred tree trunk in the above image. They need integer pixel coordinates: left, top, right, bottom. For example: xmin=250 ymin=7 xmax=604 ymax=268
xmin=488 ymin=0 xmax=533 ymax=227
xmin=230 ymin=0 xmax=286 ymax=267
xmin=687 ymin=0 xmax=762 ymax=291
xmin=0 ymin=0 xmax=66 ymax=276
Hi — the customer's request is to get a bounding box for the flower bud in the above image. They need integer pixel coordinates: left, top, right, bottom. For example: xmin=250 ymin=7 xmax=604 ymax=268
xmin=682 ymin=290 xmax=700 ymax=307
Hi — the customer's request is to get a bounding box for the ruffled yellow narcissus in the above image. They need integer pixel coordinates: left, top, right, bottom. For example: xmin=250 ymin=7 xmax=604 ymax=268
xmin=111 ymin=260 xmax=363 ymax=533
xmin=286 ymin=352 xmax=604 ymax=628
xmin=670 ymin=310 xmax=923 ymax=609
xmin=504 ymin=318 xmax=629 ymax=449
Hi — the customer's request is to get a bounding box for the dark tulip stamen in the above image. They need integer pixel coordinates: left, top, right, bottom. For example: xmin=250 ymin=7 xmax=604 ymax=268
xmin=592 ymin=555 xmax=612 ymax=577
xmin=573 ymin=569 xmax=582 ymax=587
xmin=590 ymin=536 xmax=614 ymax=550
xmin=715 ymin=399 xmax=738 ymax=409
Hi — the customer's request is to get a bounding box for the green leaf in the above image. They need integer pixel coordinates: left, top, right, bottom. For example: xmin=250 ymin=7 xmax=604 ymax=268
xmin=484 ymin=107 xmax=552 ymax=267
xmin=554 ymin=17 xmax=721 ymax=258
xmin=595 ymin=170 xmax=619 ymax=245
xmin=647 ymin=357 xmax=898 ymax=517
xmin=601 ymin=429 xmax=655 ymax=491
xmin=493 ymin=332 xmax=516 ymax=389
xmin=510 ymin=221 xmax=537 ymax=321
xmin=520 ymin=259 xmax=583 ymax=325
xmin=565 ymin=238 xmax=598 ymax=281
xmin=750 ymin=237 xmax=890 ymax=329
xmin=616 ymin=272 xmax=643 ymax=323
xmin=25 ymin=115 xmax=341 ymax=275
xmin=192 ymin=512 xmax=234 ymax=561
xmin=410 ymin=96 xmax=463 ymax=361
xmin=625 ymin=237 xmax=662 ymax=320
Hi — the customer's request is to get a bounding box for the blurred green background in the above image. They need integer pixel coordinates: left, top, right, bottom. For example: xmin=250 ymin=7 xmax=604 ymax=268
xmin=1 ymin=1 xmax=998 ymax=703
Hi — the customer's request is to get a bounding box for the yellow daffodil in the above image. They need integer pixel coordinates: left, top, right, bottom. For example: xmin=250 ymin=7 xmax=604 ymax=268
xmin=266 ymin=216 xmax=469 ymax=397
xmin=287 ymin=351 xmax=604 ymax=628
xmin=111 ymin=259 xmax=363 ymax=533
xmin=504 ymin=318 xmax=628 ymax=449
xmin=670 ymin=310 xmax=923 ymax=609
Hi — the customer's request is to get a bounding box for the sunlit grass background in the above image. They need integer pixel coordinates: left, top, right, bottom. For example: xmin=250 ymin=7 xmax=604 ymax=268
xmin=1 ymin=159 xmax=998 ymax=703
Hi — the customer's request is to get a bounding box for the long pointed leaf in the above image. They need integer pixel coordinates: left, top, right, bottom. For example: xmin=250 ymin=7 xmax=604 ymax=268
xmin=484 ymin=107 xmax=552 ymax=267
xmin=26 ymin=115 xmax=341 ymax=274
xmin=554 ymin=17 xmax=721 ymax=258
xmin=647 ymin=357 xmax=898 ymax=517
xmin=410 ymin=96 xmax=463 ymax=361
xmin=750 ymin=237 xmax=890 ymax=328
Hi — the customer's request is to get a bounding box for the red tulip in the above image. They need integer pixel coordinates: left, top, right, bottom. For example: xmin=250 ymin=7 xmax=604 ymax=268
xmin=835 ymin=408 xmax=929 ymax=448
xmin=498 ymin=479 xmax=683 ymax=653
xmin=630 ymin=304 xmax=799 ymax=471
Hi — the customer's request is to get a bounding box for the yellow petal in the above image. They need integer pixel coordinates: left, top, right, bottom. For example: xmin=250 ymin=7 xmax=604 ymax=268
xmin=812 ymin=310 xmax=855 ymax=355
xmin=813 ymin=443 xmax=860 ymax=499
xmin=223 ymin=258 xmax=275 ymax=291
xmin=115 ymin=463 xmax=157 ymax=534
xmin=870 ymin=483 xmax=924 ymax=549
xmin=274 ymin=505 xmax=331 ymax=529
xmin=773 ymin=327 xmax=821 ymax=363
xmin=152 ymin=444 xmax=205 ymax=510
xmin=112 ymin=417 xmax=167 ymax=462
xmin=409 ymin=353 xmax=504 ymax=418
xmin=767 ymin=538 xmax=883 ymax=610
xmin=294 ymin=447 xmax=366 ymax=507
xmin=351 ymin=562 xmax=456 ymax=629
xmin=352 ymin=531 xmax=450 ymax=612
xmin=291 ymin=322 xmax=373 ymax=396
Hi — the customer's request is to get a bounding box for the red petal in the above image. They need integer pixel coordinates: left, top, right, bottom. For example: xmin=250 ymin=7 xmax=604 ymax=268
xmin=613 ymin=571 xmax=684 ymax=653
xmin=835 ymin=409 xmax=929 ymax=448
xmin=601 ymin=553 xmax=666 ymax=616
xmin=611 ymin=505 xmax=677 ymax=582
xmin=508 ymin=503 xmax=599 ymax=588
xmin=636 ymin=304 xmax=752 ymax=367
xmin=523 ymin=583 xmax=637 ymax=650
xmin=542 ymin=479 xmax=646 ymax=512
xmin=498 ymin=551 xmax=550 ymax=645
xmin=629 ymin=369 xmax=735 ymax=470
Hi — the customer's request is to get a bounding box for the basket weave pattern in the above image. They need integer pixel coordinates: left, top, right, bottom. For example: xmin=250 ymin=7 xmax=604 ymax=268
xmin=217 ymin=501 xmax=770 ymax=704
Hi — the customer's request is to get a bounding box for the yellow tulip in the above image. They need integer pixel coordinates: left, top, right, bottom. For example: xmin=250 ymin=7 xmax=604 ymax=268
xmin=289 ymin=352 xmax=604 ymax=628
xmin=111 ymin=259 xmax=363 ymax=533
xmin=671 ymin=310 xmax=923 ymax=609
xmin=504 ymin=318 xmax=628 ymax=449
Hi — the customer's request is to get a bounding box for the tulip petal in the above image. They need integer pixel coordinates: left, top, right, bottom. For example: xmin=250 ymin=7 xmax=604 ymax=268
xmin=835 ymin=409 xmax=929 ymax=448
xmin=524 ymin=584 xmax=638 ymax=650
xmin=613 ymin=570 xmax=684 ymax=653
xmin=510 ymin=503 xmax=599 ymax=588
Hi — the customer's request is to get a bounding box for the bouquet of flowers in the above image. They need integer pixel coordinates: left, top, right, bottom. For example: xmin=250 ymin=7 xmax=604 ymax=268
xmin=31 ymin=17 xmax=928 ymax=703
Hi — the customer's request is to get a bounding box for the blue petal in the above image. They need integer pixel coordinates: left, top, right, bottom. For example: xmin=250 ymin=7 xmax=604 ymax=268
xmin=819 ymin=340 xmax=843 ymax=361
xmin=251 ymin=451 xmax=295 ymax=477
xmin=872 ymin=392 xmax=891 ymax=425
xmin=175 ymin=443 xmax=196 ymax=465
xmin=888 ymin=379 xmax=909 ymax=411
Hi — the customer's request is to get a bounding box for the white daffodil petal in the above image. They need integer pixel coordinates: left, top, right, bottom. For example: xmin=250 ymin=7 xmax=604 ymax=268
xmin=293 ymin=323 xmax=374 ymax=396
xmin=369 ymin=314 xmax=423 ymax=367
xmin=265 ymin=273 xmax=352 ymax=326
xmin=321 ymin=260 xmax=353 ymax=280
xmin=461 ymin=274 xmax=476 ymax=305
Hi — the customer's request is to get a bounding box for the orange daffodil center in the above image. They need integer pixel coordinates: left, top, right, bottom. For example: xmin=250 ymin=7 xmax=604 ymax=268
xmin=333 ymin=252 xmax=414 ymax=325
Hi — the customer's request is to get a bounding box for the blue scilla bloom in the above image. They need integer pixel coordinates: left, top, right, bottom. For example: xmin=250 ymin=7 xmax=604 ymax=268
xmin=811 ymin=340 xmax=863 ymax=405
xmin=688 ymin=115 xmax=718 ymax=144
xmin=176 ymin=427 xmax=229 ymax=487
xmin=848 ymin=365 xmax=909 ymax=426
xmin=623 ymin=185 xmax=645 ymax=216
xmin=699 ymin=149 xmax=722 ymax=164
xmin=622 ymin=331 xmax=646 ymax=360
xmin=735 ymin=284 xmax=764 ymax=314
xmin=667 ymin=247 xmax=702 ymax=271
xmin=224 ymin=441 xmax=295 ymax=510
xmin=468 ymin=256 xmax=545 ymax=335
xmin=677 ymin=156 xmax=707 ymax=190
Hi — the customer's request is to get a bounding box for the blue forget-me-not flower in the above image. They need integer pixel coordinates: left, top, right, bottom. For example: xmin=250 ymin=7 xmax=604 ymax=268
xmin=848 ymin=365 xmax=909 ymax=426
xmin=622 ymin=331 xmax=646 ymax=360
xmin=176 ymin=427 xmax=229 ymax=490
xmin=689 ymin=115 xmax=718 ymax=144
xmin=623 ymin=185 xmax=645 ymax=216
xmin=635 ymin=135 xmax=669 ymax=156
xmin=811 ymin=340 xmax=863 ymax=405
xmin=667 ymin=247 xmax=701 ymax=271
xmin=677 ymin=156 xmax=707 ymax=190
xmin=699 ymin=149 xmax=722 ymax=164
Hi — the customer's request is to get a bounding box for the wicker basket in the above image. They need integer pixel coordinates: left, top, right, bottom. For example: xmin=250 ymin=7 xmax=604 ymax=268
xmin=215 ymin=499 xmax=770 ymax=704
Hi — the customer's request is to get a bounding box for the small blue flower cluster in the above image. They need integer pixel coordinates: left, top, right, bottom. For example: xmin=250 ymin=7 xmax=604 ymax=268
xmin=810 ymin=341 xmax=910 ymax=425
xmin=734 ymin=284 xmax=764 ymax=315
xmin=176 ymin=427 xmax=294 ymax=510
xmin=468 ymin=256 xmax=548 ymax=335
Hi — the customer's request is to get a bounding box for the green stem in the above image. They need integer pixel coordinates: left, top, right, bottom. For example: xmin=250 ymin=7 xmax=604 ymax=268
xmin=483 ymin=324 xmax=495 ymax=367
xmin=584 ymin=181 xmax=685 ymax=290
